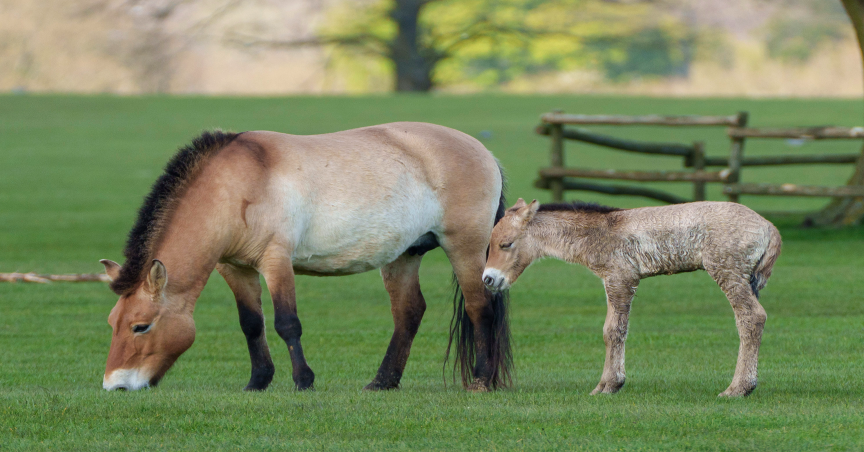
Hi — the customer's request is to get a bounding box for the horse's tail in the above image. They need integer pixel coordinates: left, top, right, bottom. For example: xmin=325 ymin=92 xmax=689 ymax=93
xmin=750 ymin=222 xmax=782 ymax=299
xmin=445 ymin=163 xmax=513 ymax=389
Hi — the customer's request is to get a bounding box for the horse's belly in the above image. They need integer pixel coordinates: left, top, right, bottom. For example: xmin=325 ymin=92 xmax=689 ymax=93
xmin=289 ymin=180 xmax=442 ymax=276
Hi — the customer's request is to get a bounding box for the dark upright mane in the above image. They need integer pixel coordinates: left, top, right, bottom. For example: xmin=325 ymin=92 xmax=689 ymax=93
xmin=538 ymin=201 xmax=621 ymax=214
xmin=110 ymin=130 xmax=241 ymax=295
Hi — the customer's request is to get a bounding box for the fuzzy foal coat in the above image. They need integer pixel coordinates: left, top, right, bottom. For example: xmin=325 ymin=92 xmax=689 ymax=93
xmin=484 ymin=200 xmax=781 ymax=397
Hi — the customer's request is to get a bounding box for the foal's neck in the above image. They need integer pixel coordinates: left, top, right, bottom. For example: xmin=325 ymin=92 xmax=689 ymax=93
xmin=527 ymin=210 xmax=615 ymax=266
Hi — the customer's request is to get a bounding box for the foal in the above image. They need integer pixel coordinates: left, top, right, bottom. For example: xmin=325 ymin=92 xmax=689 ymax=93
xmin=482 ymin=199 xmax=781 ymax=397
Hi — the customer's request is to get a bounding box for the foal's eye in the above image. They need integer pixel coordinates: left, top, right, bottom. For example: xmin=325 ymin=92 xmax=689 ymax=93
xmin=500 ymin=242 xmax=513 ymax=249
xmin=132 ymin=324 xmax=152 ymax=334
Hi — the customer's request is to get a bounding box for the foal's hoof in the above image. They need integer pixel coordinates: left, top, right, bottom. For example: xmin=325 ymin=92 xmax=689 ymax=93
xmin=590 ymin=379 xmax=624 ymax=395
xmin=718 ymin=384 xmax=755 ymax=398
xmin=466 ymin=378 xmax=491 ymax=393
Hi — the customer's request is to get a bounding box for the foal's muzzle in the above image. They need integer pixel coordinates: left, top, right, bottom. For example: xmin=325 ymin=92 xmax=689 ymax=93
xmin=482 ymin=268 xmax=508 ymax=291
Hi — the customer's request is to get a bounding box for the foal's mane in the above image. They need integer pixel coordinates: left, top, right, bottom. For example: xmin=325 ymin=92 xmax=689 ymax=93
xmin=537 ymin=201 xmax=621 ymax=214
xmin=110 ymin=130 xmax=241 ymax=295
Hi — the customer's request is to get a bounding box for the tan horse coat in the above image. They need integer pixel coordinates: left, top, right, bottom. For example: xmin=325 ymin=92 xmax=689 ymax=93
xmin=101 ymin=123 xmax=511 ymax=391
xmin=483 ymin=200 xmax=781 ymax=397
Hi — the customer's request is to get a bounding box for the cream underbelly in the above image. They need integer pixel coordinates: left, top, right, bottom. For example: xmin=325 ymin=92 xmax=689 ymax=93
xmin=287 ymin=178 xmax=443 ymax=276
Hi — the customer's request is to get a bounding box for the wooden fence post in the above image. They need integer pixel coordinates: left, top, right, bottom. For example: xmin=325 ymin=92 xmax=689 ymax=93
xmin=549 ymin=110 xmax=565 ymax=202
xmin=692 ymin=141 xmax=706 ymax=201
xmin=726 ymin=111 xmax=749 ymax=202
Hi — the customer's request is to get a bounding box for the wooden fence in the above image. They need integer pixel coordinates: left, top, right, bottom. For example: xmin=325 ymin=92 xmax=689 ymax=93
xmin=535 ymin=111 xmax=747 ymax=203
xmin=535 ymin=111 xmax=864 ymax=204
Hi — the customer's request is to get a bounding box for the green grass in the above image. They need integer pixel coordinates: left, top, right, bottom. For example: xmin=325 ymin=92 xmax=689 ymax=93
xmin=1 ymin=94 xmax=863 ymax=450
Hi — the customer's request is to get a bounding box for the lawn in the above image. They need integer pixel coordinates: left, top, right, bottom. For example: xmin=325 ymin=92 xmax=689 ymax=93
xmin=1 ymin=94 xmax=863 ymax=450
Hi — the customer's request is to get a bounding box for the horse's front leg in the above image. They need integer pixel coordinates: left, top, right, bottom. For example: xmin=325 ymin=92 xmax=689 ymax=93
xmin=592 ymin=275 xmax=639 ymax=395
xmin=259 ymin=248 xmax=315 ymax=390
xmin=365 ymin=253 xmax=426 ymax=390
xmin=217 ymin=263 xmax=275 ymax=391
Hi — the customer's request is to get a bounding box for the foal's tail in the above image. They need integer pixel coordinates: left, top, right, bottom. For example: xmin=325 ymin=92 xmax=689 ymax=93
xmin=750 ymin=223 xmax=782 ymax=299
xmin=445 ymin=164 xmax=513 ymax=389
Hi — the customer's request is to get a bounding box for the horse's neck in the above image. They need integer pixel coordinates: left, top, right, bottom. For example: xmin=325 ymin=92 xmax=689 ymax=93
xmin=529 ymin=211 xmax=610 ymax=266
xmin=152 ymin=195 xmax=233 ymax=303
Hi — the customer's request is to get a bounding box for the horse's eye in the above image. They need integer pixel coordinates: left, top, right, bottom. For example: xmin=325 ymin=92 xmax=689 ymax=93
xmin=500 ymin=242 xmax=513 ymax=249
xmin=132 ymin=324 xmax=152 ymax=334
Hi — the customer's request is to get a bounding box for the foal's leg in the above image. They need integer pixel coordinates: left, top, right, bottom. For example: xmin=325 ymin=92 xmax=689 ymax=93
xmin=217 ymin=263 xmax=275 ymax=391
xmin=259 ymin=248 xmax=315 ymax=390
xmin=592 ymin=275 xmax=639 ymax=395
xmin=365 ymin=253 xmax=426 ymax=390
xmin=710 ymin=270 xmax=766 ymax=397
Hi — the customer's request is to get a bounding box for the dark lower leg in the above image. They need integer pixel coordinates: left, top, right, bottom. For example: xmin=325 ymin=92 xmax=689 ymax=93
xmin=274 ymin=308 xmax=315 ymax=390
xmin=237 ymin=303 xmax=275 ymax=390
xmin=466 ymin=296 xmax=495 ymax=391
xmin=366 ymin=255 xmax=425 ymax=390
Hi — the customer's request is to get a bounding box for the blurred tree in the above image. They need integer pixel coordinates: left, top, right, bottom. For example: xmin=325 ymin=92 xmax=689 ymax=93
xmin=806 ymin=0 xmax=864 ymax=226
xmin=231 ymin=0 xmax=693 ymax=92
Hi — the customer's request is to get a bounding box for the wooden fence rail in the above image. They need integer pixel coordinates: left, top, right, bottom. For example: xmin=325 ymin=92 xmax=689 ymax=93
xmin=0 ymin=272 xmax=110 ymax=283
xmin=535 ymin=110 xmax=863 ymax=206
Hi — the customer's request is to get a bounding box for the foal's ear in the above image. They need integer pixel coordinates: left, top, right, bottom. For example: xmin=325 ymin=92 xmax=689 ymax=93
xmin=100 ymin=259 xmax=121 ymax=282
xmin=523 ymin=199 xmax=540 ymax=222
xmin=511 ymin=198 xmax=527 ymax=210
xmin=147 ymin=260 xmax=168 ymax=295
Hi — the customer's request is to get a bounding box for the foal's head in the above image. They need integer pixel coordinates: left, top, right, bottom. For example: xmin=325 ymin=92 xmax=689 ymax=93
xmin=100 ymin=259 xmax=195 ymax=391
xmin=483 ymin=198 xmax=540 ymax=292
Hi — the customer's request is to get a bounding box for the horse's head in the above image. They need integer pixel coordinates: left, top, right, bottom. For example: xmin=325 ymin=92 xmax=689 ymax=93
xmin=483 ymin=198 xmax=540 ymax=292
xmin=99 ymin=259 xmax=195 ymax=391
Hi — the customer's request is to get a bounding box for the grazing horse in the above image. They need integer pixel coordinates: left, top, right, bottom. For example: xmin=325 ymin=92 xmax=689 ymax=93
xmin=99 ymin=123 xmax=512 ymax=392
xmin=482 ymin=199 xmax=781 ymax=397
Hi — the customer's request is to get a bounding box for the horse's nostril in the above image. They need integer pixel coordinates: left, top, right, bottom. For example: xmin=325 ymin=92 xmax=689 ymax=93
xmin=483 ymin=276 xmax=494 ymax=286
xmin=115 ymin=386 xmax=128 ymax=391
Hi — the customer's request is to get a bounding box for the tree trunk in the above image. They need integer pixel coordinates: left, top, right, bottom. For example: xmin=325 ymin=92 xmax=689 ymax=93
xmin=389 ymin=0 xmax=435 ymax=92
xmin=806 ymin=0 xmax=864 ymax=226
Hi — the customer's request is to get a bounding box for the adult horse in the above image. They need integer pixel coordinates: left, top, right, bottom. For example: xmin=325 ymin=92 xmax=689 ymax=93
xmin=99 ymin=123 xmax=511 ymax=392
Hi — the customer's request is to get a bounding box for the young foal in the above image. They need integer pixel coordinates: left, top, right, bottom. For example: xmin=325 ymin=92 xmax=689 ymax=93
xmin=100 ymin=123 xmax=512 ymax=392
xmin=483 ymin=199 xmax=781 ymax=397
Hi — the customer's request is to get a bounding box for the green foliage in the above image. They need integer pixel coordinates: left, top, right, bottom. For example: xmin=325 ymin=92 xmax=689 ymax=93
xmin=321 ymin=0 xmax=698 ymax=89
xmin=587 ymin=27 xmax=695 ymax=82
xmin=2 ymin=95 xmax=864 ymax=450
xmin=766 ymin=17 xmax=848 ymax=63
xmin=765 ymin=0 xmax=850 ymax=64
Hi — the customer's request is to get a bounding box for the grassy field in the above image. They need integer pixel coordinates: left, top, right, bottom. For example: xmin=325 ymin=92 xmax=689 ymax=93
xmin=1 ymin=94 xmax=863 ymax=450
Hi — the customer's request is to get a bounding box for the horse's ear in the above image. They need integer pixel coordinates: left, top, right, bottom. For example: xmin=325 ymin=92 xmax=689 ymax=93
xmin=147 ymin=260 xmax=168 ymax=295
xmin=523 ymin=199 xmax=540 ymax=223
xmin=100 ymin=259 xmax=121 ymax=282
xmin=509 ymin=198 xmax=527 ymax=211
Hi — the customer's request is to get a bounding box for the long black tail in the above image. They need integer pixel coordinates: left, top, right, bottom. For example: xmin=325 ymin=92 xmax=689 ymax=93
xmin=444 ymin=165 xmax=513 ymax=389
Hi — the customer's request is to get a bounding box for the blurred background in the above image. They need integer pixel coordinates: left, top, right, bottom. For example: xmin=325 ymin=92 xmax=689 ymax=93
xmin=2 ymin=0 xmax=861 ymax=96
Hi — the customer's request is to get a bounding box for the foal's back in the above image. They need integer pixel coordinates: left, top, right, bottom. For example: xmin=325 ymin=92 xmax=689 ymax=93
xmin=615 ymin=202 xmax=777 ymax=278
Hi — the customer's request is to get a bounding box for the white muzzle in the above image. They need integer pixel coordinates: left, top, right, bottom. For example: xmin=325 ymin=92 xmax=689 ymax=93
xmin=103 ymin=369 xmax=151 ymax=391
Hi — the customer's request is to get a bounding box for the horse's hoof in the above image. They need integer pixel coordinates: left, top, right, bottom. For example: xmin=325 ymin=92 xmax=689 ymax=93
xmin=363 ymin=381 xmax=399 ymax=391
xmin=466 ymin=378 xmax=491 ymax=393
xmin=293 ymin=368 xmax=315 ymax=391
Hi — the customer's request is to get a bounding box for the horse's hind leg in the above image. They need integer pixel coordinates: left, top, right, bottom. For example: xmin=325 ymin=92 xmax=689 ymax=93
xmin=709 ymin=269 xmax=767 ymax=397
xmin=259 ymin=248 xmax=315 ymax=390
xmin=592 ymin=275 xmax=639 ymax=395
xmin=217 ymin=263 xmax=275 ymax=391
xmin=442 ymin=233 xmax=510 ymax=392
xmin=365 ymin=253 xmax=426 ymax=390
